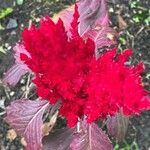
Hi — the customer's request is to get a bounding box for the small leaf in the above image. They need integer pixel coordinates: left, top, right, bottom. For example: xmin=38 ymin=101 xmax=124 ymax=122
xmin=6 ymin=129 xmax=17 ymax=141
xmin=43 ymin=128 xmax=74 ymax=150
xmin=0 ymin=8 xmax=13 ymax=19
xmin=3 ymin=44 xmax=31 ymax=86
xmin=70 ymin=121 xmax=113 ymax=150
xmin=0 ymin=46 xmax=7 ymax=54
xmin=106 ymin=112 xmax=129 ymax=141
xmin=16 ymin=0 xmax=24 ymax=5
xmin=5 ymin=99 xmax=50 ymax=150
xmin=117 ymin=15 xmax=128 ymax=30
xmin=0 ymin=23 xmax=5 ymax=30
xmin=3 ymin=63 xmax=29 ymax=86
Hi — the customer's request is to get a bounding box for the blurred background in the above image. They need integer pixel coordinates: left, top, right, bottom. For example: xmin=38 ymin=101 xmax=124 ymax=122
xmin=0 ymin=0 xmax=150 ymax=149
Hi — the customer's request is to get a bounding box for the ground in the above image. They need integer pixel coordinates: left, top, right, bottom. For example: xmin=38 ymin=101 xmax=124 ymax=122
xmin=0 ymin=0 xmax=150 ymax=150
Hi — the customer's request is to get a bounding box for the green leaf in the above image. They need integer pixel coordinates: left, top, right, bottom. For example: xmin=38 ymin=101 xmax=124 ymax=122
xmin=0 ymin=23 xmax=5 ymax=30
xmin=133 ymin=17 xmax=140 ymax=23
xmin=0 ymin=46 xmax=7 ymax=54
xmin=0 ymin=8 xmax=13 ymax=19
xmin=119 ymin=37 xmax=126 ymax=45
xmin=129 ymin=1 xmax=138 ymax=8
xmin=144 ymin=16 xmax=150 ymax=26
xmin=16 ymin=0 xmax=24 ymax=5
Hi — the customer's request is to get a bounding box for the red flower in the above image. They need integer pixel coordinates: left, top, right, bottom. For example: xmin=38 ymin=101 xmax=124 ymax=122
xmin=19 ymin=5 xmax=150 ymax=127
xmin=84 ymin=48 xmax=150 ymax=123
xmin=20 ymin=5 xmax=95 ymax=127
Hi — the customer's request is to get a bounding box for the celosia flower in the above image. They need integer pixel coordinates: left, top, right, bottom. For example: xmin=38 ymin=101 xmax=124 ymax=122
xmin=20 ymin=5 xmax=95 ymax=126
xmin=84 ymin=48 xmax=150 ymax=123
xmin=7 ymin=5 xmax=150 ymax=127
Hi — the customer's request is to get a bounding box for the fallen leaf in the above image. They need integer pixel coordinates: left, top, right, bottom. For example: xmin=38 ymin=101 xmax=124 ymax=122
xmin=42 ymin=111 xmax=58 ymax=136
xmin=6 ymin=129 xmax=17 ymax=141
xmin=117 ymin=15 xmax=128 ymax=30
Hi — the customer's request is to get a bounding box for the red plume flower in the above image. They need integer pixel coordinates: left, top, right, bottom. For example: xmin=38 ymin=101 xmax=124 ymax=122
xmin=84 ymin=49 xmax=150 ymax=123
xmin=19 ymin=5 xmax=150 ymax=127
xmin=20 ymin=5 xmax=95 ymax=126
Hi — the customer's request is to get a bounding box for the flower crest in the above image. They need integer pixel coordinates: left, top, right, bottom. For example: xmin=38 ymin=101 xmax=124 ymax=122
xmin=6 ymin=5 xmax=150 ymax=127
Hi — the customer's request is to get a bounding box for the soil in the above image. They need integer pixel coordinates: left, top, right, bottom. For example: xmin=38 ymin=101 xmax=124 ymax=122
xmin=0 ymin=0 xmax=150 ymax=150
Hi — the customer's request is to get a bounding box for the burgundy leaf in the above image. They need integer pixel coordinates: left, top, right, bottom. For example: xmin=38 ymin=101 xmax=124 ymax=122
xmin=3 ymin=44 xmax=31 ymax=86
xmin=59 ymin=0 xmax=109 ymax=36
xmin=106 ymin=112 xmax=129 ymax=141
xmin=5 ymin=99 xmax=50 ymax=150
xmin=83 ymin=27 xmax=118 ymax=59
xmin=78 ymin=0 xmax=109 ymax=35
xmin=3 ymin=63 xmax=29 ymax=86
xmin=43 ymin=128 xmax=74 ymax=150
xmin=70 ymin=121 xmax=113 ymax=150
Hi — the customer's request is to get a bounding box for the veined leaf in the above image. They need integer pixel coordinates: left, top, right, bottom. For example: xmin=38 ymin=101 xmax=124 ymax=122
xmin=106 ymin=112 xmax=129 ymax=141
xmin=43 ymin=128 xmax=75 ymax=150
xmin=3 ymin=44 xmax=31 ymax=86
xmin=70 ymin=121 xmax=113 ymax=150
xmin=5 ymin=99 xmax=50 ymax=150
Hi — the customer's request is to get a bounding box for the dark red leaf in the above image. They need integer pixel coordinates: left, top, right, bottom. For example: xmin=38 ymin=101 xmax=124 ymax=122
xmin=5 ymin=99 xmax=50 ymax=150
xmin=3 ymin=63 xmax=29 ymax=86
xmin=43 ymin=128 xmax=75 ymax=150
xmin=70 ymin=121 xmax=113 ymax=150
xmin=3 ymin=44 xmax=30 ymax=86
xmin=77 ymin=0 xmax=109 ymax=35
xmin=106 ymin=112 xmax=129 ymax=141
